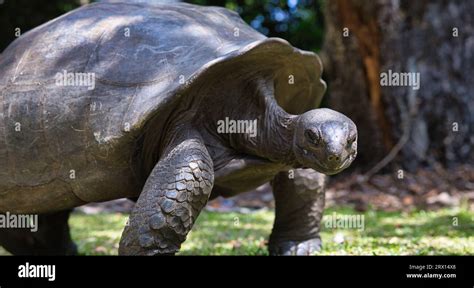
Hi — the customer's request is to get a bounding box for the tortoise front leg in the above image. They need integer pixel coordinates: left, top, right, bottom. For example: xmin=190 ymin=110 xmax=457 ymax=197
xmin=119 ymin=137 xmax=214 ymax=255
xmin=269 ymin=169 xmax=326 ymax=255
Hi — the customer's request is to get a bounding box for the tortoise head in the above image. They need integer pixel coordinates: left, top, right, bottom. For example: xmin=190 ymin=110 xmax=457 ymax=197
xmin=293 ymin=108 xmax=357 ymax=175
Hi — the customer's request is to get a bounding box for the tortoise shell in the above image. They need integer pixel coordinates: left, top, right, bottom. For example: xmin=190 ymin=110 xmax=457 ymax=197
xmin=0 ymin=2 xmax=325 ymax=208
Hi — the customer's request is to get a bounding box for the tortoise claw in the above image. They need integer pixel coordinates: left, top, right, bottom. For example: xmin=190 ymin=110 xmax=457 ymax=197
xmin=269 ymin=237 xmax=322 ymax=256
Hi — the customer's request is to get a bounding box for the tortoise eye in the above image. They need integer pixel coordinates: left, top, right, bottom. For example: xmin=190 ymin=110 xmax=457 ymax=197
xmin=348 ymin=135 xmax=357 ymax=146
xmin=305 ymin=129 xmax=321 ymax=145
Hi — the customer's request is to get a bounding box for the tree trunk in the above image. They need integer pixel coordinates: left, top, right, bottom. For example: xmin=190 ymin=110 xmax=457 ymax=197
xmin=322 ymin=0 xmax=474 ymax=172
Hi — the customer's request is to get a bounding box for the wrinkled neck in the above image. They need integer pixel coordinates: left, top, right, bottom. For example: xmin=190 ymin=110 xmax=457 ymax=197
xmin=228 ymin=82 xmax=298 ymax=166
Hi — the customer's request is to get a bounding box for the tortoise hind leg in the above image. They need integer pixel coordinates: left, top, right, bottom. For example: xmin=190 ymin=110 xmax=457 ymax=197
xmin=0 ymin=209 xmax=77 ymax=255
xmin=119 ymin=134 xmax=214 ymax=255
xmin=269 ymin=169 xmax=326 ymax=255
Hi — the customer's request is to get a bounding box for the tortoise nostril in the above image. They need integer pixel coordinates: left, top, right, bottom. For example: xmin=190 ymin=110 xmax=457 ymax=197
xmin=327 ymin=155 xmax=340 ymax=163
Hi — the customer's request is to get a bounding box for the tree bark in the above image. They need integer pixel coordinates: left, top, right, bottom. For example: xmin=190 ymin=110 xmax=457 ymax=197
xmin=322 ymin=0 xmax=474 ymax=171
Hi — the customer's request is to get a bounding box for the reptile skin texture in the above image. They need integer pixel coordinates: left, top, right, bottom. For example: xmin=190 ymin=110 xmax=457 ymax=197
xmin=269 ymin=169 xmax=326 ymax=255
xmin=119 ymin=138 xmax=214 ymax=255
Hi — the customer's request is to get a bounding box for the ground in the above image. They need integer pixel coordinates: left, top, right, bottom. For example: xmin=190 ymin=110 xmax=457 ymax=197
xmin=1 ymin=165 xmax=472 ymax=255
xmin=2 ymin=206 xmax=472 ymax=255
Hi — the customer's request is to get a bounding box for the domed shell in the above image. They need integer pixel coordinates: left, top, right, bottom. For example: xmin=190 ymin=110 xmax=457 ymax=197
xmin=0 ymin=1 xmax=326 ymax=202
xmin=0 ymin=1 xmax=325 ymax=137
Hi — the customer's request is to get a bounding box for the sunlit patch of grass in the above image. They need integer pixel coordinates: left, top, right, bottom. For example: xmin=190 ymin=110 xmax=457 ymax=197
xmin=70 ymin=213 xmax=127 ymax=255
xmin=0 ymin=246 xmax=8 ymax=255
xmin=179 ymin=210 xmax=272 ymax=255
xmin=318 ymin=206 xmax=474 ymax=255
xmin=1 ymin=206 xmax=473 ymax=255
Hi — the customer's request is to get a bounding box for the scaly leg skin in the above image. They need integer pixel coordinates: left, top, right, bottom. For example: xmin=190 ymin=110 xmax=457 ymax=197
xmin=269 ymin=169 xmax=326 ymax=255
xmin=119 ymin=136 xmax=214 ymax=255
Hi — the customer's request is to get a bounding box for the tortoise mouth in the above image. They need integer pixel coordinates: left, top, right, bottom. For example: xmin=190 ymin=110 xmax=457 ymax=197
xmin=295 ymin=144 xmax=354 ymax=175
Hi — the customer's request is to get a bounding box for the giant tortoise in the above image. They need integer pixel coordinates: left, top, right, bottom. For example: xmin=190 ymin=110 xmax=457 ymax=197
xmin=0 ymin=2 xmax=357 ymax=255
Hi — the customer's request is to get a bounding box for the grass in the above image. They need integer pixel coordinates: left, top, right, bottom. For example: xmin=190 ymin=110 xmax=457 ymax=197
xmin=71 ymin=206 xmax=474 ymax=255
xmin=1 ymin=206 xmax=473 ymax=255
